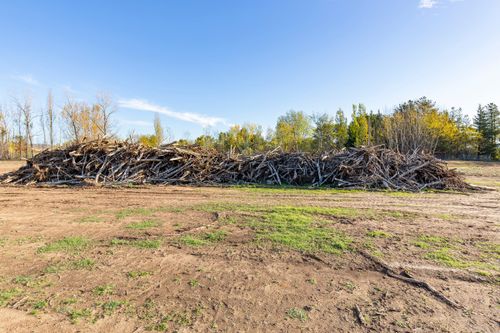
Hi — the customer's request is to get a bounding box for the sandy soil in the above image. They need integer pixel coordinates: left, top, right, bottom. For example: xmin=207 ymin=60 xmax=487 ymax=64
xmin=0 ymin=161 xmax=498 ymax=332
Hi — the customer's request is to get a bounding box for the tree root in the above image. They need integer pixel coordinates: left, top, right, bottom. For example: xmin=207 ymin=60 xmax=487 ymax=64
xmin=359 ymin=250 xmax=461 ymax=309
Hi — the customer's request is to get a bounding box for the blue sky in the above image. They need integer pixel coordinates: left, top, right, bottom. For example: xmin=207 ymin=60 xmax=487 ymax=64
xmin=1 ymin=0 xmax=499 ymax=141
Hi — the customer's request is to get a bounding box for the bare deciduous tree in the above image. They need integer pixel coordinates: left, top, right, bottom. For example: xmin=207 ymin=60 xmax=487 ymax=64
xmin=47 ymin=90 xmax=55 ymax=148
xmin=13 ymin=95 xmax=34 ymax=158
xmin=95 ymin=92 xmax=116 ymax=138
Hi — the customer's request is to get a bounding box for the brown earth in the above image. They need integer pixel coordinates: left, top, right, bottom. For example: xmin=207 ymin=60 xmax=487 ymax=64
xmin=0 ymin=160 xmax=498 ymax=332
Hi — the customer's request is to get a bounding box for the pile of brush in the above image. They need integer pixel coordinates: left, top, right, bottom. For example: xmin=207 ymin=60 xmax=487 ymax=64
xmin=0 ymin=140 xmax=470 ymax=191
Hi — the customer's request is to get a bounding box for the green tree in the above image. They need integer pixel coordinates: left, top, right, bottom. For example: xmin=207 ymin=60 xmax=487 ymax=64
xmin=312 ymin=113 xmax=336 ymax=151
xmin=334 ymin=109 xmax=348 ymax=149
xmin=275 ymin=110 xmax=312 ymax=152
xmin=347 ymin=104 xmax=369 ymax=147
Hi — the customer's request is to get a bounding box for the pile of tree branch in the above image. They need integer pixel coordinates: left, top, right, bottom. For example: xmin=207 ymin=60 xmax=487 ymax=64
xmin=0 ymin=140 xmax=471 ymax=191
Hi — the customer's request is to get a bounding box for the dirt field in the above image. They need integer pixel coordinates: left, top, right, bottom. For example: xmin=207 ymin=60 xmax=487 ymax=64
xmin=0 ymin=161 xmax=498 ymax=332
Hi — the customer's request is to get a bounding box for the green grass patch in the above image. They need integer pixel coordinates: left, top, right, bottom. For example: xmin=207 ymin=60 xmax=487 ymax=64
xmin=126 ymin=220 xmax=160 ymax=229
xmin=38 ymin=236 xmax=90 ymax=254
xmin=425 ymin=248 xmax=469 ymax=268
xmin=94 ymin=284 xmax=114 ymax=296
xmin=179 ymin=230 xmax=227 ymax=247
xmin=116 ymin=207 xmax=156 ymax=219
xmin=251 ymin=209 xmax=351 ymax=254
xmin=110 ymin=238 xmax=162 ymax=249
xmin=286 ymin=307 xmax=308 ymax=322
xmin=0 ymin=288 xmax=21 ymax=306
xmin=414 ymin=235 xmax=450 ymax=249
xmin=71 ymin=258 xmax=95 ymax=270
xmin=367 ymin=230 xmax=393 ymax=238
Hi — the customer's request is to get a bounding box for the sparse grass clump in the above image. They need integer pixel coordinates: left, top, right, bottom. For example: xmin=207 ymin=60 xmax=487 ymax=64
xmin=102 ymin=300 xmax=125 ymax=314
xmin=13 ymin=275 xmax=32 ymax=286
xmin=367 ymin=230 xmax=393 ymax=238
xmin=67 ymin=308 xmax=92 ymax=324
xmin=0 ymin=288 xmax=21 ymax=306
xmin=78 ymin=216 xmax=103 ymax=223
xmin=71 ymin=258 xmax=95 ymax=270
xmin=126 ymin=220 xmax=160 ymax=229
xmin=38 ymin=236 xmax=90 ymax=253
xmin=127 ymin=271 xmax=151 ymax=278
xmin=188 ymin=279 xmax=199 ymax=287
xmin=116 ymin=207 xmax=156 ymax=219
xmin=286 ymin=307 xmax=308 ymax=322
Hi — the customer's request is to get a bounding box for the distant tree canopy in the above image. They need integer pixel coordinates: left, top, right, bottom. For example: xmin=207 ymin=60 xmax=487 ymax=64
xmin=0 ymin=94 xmax=498 ymax=160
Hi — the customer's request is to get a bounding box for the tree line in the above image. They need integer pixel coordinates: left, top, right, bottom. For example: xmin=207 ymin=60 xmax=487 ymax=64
xmin=0 ymin=94 xmax=498 ymax=160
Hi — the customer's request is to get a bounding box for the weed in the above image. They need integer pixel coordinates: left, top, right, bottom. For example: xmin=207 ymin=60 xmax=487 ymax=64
xmin=33 ymin=300 xmax=47 ymax=310
xmin=306 ymin=278 xmax=317 ymax=285
xmin=342 ymin=281 xmax=356 ymax=291
xmin=67 ymin=308 xmax=92 ymax=324
xmin=126 ymin=220 xmax=160 ymax=229
xmin=127 ymin=271 xmax=151 ymax=278
xmin=188 ymin=279 xmax=199 ymax=287
xmin=38 ymin=236 xmax=90 ymax=253
xmin=93 ymin=284 xmax=114 ymax=296
xmin=286 ymin=307 xmax=308 ymax=322
xmin=102 ymin=300 xmax=125 ymax=314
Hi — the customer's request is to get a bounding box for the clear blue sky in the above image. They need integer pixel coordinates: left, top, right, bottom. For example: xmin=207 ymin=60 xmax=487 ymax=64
xmin=1 ymin=0 xmax=499 ymax=141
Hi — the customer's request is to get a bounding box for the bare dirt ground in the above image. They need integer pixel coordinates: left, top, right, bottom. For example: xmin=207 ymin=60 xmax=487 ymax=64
xmin=0 ymin=160 xmax=498 ymax=332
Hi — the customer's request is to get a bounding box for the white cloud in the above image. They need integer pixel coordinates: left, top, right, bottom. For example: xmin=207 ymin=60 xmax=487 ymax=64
xmin=11 ymin=74 xmax=39 ymax=86
xmin=118 ymin=98 xmax=226 ymax=127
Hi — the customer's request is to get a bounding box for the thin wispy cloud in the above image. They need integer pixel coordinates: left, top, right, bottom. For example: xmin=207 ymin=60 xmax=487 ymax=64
xmin=419 ymin=0 xmax=438 ymax=9
xmin=119 ymin=98 xmax=226 ymax=127
xmin=118 ymin=119 xmax=153 ymax=128
xmin=11 ymin=74 xmax=39 ymax=86
xmin=419 ymin=0 xmax=464 ymax=9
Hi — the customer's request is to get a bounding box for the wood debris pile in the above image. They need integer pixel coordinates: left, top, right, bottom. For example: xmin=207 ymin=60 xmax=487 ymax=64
xmin=0 ymin=140 xmax=470 ymax=191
